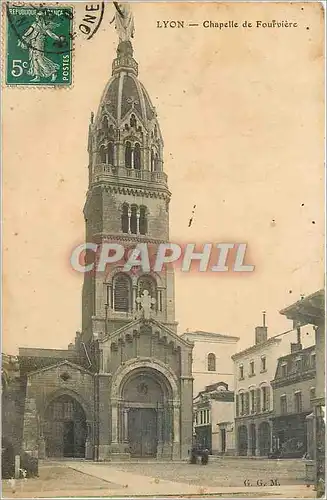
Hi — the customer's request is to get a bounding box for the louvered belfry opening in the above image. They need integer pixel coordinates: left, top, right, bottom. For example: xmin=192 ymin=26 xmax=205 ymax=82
xmin=114 ymin=274 xmax=131 ymax=312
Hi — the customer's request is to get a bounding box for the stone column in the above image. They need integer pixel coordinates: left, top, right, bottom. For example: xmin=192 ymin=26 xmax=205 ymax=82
xmin=117 ymin=141 xmax=124 ymax=168
xmin=130 ymin=148 xmax=133 ymax=170
xmin=128 ymin=208 xmax=131 ymax=234
xmin=111 ymin=402 xmax=119 ymax=444
xmin=123 ymin=409 xmax=129 ymax=443
xmin=136 ymin=208 xmax=140 ymax=234
xmin=173 ymin=403 xmax=180 ymax=444
xmin=85 ymin=421 xmax=93 ymax=459
xmin=140 ymin=146 xmax=145 ymax=171
xmin=156 ymin=408 xmax=163 ymax=458
xmin=132 ymin=286 xmax=137 ymax=313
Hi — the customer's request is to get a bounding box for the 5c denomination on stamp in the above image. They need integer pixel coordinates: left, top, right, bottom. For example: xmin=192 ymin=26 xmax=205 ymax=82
xmin=6 ymin=4 xmax=73 ymax=86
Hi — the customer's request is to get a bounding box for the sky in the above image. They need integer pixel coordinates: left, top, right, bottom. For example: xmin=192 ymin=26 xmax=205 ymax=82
xmin=3 ymin=2 xmax=324 ymax=354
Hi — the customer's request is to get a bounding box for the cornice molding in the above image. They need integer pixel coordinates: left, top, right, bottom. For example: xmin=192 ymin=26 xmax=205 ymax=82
xmin=86 ymin=183 xmax=171 ymax=201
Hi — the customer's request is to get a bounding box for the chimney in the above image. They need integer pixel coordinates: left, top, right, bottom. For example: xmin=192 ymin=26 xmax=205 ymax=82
xmin=255 ymin=311 xmax=268 ymax=345
xmin=290 ymin=326 xmax=302 ymax=352
xmin=291 ymin=342 xmax=302 ymax=353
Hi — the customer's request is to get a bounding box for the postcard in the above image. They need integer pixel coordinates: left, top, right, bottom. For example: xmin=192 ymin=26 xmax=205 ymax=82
xmin=2 ymin=1 xmax=325 ymax=498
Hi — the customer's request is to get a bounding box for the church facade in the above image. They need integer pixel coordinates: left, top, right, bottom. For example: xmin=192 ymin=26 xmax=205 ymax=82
xmin=16 ymin=33 xmax=194 ymax=461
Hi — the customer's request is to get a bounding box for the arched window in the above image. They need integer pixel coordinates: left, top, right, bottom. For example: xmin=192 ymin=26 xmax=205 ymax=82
xmin=130 ymin=205 xmax=137 ymax=234
xmin=154 ymin=124 xmax=157 ymax=138
xmin=207 ymin=353 xmax=216 ymax=371
xmin=151 ymin=150 xmax=155 ymax=172
xmin=130 ymin=114 xmax=137 ymax=128
xmin=102 ymin=116 xmax=109 ymax=131
xmin=113 ymin=274 xmax=131 ymax=312
xmin=125 ymin=141 xmax=132 ymax=168
xmin=108 ymin=125 xmax=114 ymax=137
xmin=108 ymin=142 xmax=114 ymax=165
xmin=137 ymin=275 xmax=157 ymax=310
xmin=100 ymin=144 xmax=106 ymax=163
xmin=134 ymin=143 xmax=141 ymax=170
xmin=139 ymin=206 xmax=147 ymax=235
xmin=121 ymin=204 xmax=129 ymax=234
xmin=154 ymin=153 xmax=159 ymax=171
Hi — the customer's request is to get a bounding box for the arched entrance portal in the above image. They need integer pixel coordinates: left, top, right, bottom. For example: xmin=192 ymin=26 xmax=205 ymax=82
xmin=238 ymin=425 xmax=248 ymax=456
xmin=44 ymin=395 xmax=87 ymax=458
xmin=258 ymin=421 xmax=271 ymax=456
xmin=120 ymin=367 xmax=174 ymax=458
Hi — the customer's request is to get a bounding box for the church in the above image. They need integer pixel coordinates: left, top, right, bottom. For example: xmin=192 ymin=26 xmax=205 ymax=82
xmin=13 ymin=9 xmax=194 ymax=462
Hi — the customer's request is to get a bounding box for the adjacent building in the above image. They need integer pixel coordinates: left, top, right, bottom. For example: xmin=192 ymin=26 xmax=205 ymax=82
xmin=280 ymin=290 xmax=325 ymax=494
xmin=271 ymin=343 xmax=316 ymax=456
xmin=232 ymin=313 xmax=315 ymax=457
xmin=181 ymin=331 xmax=239 ymax=395
xmin=193 ymin=381 xmax=235 ymax=455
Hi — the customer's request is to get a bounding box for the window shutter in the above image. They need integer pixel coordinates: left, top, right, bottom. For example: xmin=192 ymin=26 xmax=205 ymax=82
xmin=236 ymin=395 xmax=239 ymax=417
xmin=266 ymin=386 xmax=270 ymax=411
xmin=256 ymin=388 xmax=261 ymax=413
xmin=245 ymin=392 xmax=250 ymax=415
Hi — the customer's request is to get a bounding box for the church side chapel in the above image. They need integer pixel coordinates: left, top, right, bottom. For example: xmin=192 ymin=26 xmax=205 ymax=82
xmin=16 ymin=3 xmax=194 ymax=461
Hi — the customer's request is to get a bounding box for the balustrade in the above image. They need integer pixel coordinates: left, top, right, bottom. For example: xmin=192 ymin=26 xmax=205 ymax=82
xmin=93 ymin=164 xmax=167 ymax=184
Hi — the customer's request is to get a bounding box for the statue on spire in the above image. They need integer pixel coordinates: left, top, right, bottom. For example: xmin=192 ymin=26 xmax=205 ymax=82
xmin=111 ymin=2 xmax=135 ymax=43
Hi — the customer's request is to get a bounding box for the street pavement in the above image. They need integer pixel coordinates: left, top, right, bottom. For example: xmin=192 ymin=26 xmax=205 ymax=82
xmin=68 ymin=458 xmax=315 ymax=498
xmin=2 ymin=458 xmax=316 ymax=498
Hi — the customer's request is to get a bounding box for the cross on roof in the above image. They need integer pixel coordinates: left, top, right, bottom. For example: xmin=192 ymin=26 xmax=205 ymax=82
xmin=136 ymin=290 xmax=156 ymax=320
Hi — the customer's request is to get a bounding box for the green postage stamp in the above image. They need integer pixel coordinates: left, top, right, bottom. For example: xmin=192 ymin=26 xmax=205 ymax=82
xmin=6 ymin=5 xmax=73 ymax=86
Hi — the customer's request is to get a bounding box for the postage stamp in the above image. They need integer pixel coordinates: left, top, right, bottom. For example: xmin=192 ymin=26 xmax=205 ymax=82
xmin=6 ymin=4 xmax=73 ymax=86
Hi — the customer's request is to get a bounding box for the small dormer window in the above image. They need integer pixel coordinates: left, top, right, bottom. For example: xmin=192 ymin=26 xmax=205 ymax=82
xmin=281 ymin=363 xmax=287 ymax=377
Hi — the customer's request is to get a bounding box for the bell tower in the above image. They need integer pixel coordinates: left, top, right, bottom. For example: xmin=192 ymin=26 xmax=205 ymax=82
xmin=82 ymin=35 xmax=177 ymax=341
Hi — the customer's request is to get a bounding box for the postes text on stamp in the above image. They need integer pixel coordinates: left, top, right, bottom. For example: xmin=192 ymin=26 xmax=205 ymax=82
xmin=6 ymin=4 xmax=73 ymax=86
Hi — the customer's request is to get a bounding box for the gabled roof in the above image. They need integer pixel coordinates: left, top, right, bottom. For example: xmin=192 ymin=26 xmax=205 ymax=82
xmin=181 ymin=330 xmax=239 ymax=343
xmin=26 ymin=360 xmax=93 ymax=378
xmin=231 ymin=335 xmax=282 ymax=361
xmin=100 ymin=317 xmax=194 ymax=348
